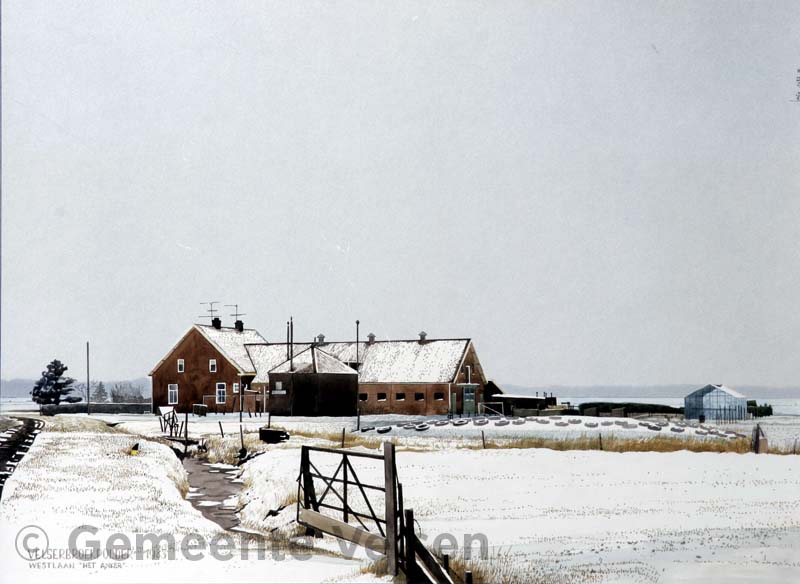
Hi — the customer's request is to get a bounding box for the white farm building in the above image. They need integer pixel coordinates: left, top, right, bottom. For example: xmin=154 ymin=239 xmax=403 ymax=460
xmin=684 ymin=384 xmax=748 ymax=422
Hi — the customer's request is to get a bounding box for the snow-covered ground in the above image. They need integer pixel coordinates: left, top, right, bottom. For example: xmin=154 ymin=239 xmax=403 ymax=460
xmin=238 ymin=445 xmax=800 ymax=583
xmin=2 ymin=413 xmax=799 ymax=583
xmin=0 ymin=421 xmax=376 ymax=583
xmin=76 ymin=412 xmax=756 ymax=447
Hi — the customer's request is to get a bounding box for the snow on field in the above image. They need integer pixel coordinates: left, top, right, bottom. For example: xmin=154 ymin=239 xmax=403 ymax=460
xmin=0 ymin=424 xmax=375 ymax=583
xmin=725 ymin=416 xmax=800 ymax=450
xmin=89 ymin=412 xmax=756 ymax=449
xmin=237 ymin=445 xmax=800 ymax=583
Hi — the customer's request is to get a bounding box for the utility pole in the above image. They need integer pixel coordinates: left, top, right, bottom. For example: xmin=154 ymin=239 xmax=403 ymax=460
xmin=86 ymin=341 xmax=91 ymax=415
xmin=356 ymin=320 xmax=360 ymax=368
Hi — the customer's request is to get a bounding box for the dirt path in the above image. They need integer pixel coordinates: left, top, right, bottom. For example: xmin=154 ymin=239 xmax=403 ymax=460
xmin=183 ymin=457 xmax=244 ymax=530
xmin=0 ymin=417 xmax=44 ymax=499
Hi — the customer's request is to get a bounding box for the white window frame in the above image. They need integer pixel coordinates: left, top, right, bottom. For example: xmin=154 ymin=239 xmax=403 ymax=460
xmin=233 ymin=383 xmax=239 ymax=394
xmin=168 ymin=384 xmax=178 ymax=405
xmin=216 ymin=382 xmax=226 ymax=404
xmin=177 ymin=359 xmax=185 ymax=373
xmin=209 ymin=359 xmax=217 ymax=373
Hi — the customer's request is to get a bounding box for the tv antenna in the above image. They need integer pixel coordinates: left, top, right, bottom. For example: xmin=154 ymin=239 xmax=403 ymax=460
xmin=225 ymin=304 xmax=246 ymax=320
xmin=198 ymin=301 xmax=221 ymax=321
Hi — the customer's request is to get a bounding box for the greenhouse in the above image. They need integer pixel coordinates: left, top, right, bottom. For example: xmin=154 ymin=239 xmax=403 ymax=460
xmin=684 ymin=384 xmax=748 ymax=422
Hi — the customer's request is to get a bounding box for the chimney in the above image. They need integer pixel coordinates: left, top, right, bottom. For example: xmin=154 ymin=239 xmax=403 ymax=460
xmin=418 ymin=331 xmax=427 ymax=342
xmin=234 ymin=320 xmax=244 ymax=332
xmin=317 ymin=333 xmax=325 ymax=344
xmin=211 ymin=317 xmax=222 ymax=329
xmin=367 ymin=333 xmax=376 ymax=345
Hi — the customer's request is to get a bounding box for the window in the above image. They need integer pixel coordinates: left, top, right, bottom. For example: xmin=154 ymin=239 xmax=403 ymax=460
xmin=415 ymin=393 xmax=425 ymax=401
xmin=209 ymin=359 xmax=217 ymax=373
xmin=233 ymin=383 xmax=239 ymax=394
xmin=216 ymin=382 xmax=226 ymax=404
xmin=377 ymin=393 xmax=387 ymax=401
xmin=359 ymin=393 xmax=368 ymax=401
xmin=434 ymin=392 xmax=445 ymax=401
xmin=395 ymin=393 xmax=406 ymax=401
xmin=273 ymin=381 xmax=286 ymax=395
xmin=168 ymin=384 xmax=178 ymax=405
xmin=177 ymin=359 xmax=184 ymax=373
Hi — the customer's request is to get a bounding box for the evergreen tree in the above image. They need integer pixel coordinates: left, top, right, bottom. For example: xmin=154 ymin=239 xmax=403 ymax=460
xmin=31 ymin=360 xmax=80 ymax=405
xmin=92 ymin=381 xmax=108 ymax=403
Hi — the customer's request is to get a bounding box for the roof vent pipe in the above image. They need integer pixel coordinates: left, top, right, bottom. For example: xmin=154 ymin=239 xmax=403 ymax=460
xmin=367 ymin=333 xmax=376 ymax=345
xmin=234 ymin=320 xmax=244 ymax=332
xmin=418 ymin=331 xmax=427 ymax=342
xmin=317 ymin=333 xmax=325 ymax=344
xmin=211 ymin=317 xmax=222 ymax=329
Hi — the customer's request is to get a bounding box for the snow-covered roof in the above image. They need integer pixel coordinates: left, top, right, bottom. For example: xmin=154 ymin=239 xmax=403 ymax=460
xmin=247 ymin=343 xmax=312 ymax=383
xmin=685 ymin=384 xmax=747 ymax=399
xmin=357 ymin=340 xmax=469 ymax=383
xmin=247 ymin=339 xmax=471 ymax=384
xmin=193 ymin=325 xmax=266 ymax=374
xmin=269 ymin=346 xmax=358 ymax=375
xmin=150 ymin=324 xmax=267 ymax=376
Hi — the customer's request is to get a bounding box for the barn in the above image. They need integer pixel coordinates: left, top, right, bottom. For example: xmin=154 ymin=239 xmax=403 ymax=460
xmin=684 ymin=384 xmax=748 ymax=422
xmin=246 ymin=331 xmax=487 ymax=416
xmin=265 ymin=346 xmax=359 ymax=416
xmin=149 ymin=318 xmax=266 ymax=412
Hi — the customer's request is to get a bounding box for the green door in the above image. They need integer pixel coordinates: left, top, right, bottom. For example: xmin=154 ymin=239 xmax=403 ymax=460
xmin=462 ymin=384 xmax=477 ymax=415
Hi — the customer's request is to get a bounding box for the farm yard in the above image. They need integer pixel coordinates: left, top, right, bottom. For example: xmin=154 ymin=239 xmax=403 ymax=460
xmin=0 ymin=412 xmax=798 ymax=583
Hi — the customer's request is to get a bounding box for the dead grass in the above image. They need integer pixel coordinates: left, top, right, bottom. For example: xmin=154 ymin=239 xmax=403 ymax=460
xmin=358 ymin=556 xmax=390 ymax=578
xmin=472 ymin=434 xmax=754 ymax=454
xmin=199 ymin=432 xmax=267 ymax=464
xmin=275 ymin=487 xmax=299 ymax=509
xmin=440 ymin=553 xmax=496 ymax=583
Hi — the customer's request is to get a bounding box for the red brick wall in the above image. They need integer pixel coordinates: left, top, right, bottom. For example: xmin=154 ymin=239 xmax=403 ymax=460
xmin=151 ymin=328 xmax=246 ymax=413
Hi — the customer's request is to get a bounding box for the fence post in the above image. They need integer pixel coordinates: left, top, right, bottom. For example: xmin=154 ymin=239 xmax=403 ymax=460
xmin=481 ymin=430 xmax=486 ymax=449
xmin=404 ymin=508 xmax=417 ymax=581
xmin=343 ymin=453 xmax=348 ymax=524
xmin=443 ymin=553 xmax=449 ymax=574
xmin=341 ymin=427 xmax=346 ymax=448
xmin=465 ymin=570 xmax=473 ymax=584
xmin=384 ymin=442 xmax=398 ymax=575
xmin=218 ymin=421 xmax=224 ymax=437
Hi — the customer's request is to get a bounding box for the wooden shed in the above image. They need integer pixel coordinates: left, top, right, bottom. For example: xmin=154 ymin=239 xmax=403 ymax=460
xmin=266 ymin=346 xmax=359 ymax=416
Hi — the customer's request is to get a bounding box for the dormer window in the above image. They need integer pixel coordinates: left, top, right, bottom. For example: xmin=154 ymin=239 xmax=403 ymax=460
xmin=177 ymin=359 xmax=185 ymax=373
xmin=209 ymin=359 xmax=217 ymax=373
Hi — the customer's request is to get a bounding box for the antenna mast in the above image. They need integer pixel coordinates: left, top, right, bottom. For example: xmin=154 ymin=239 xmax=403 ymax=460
xmin=225 ymin=304 xmax=247 ymax=320
xmin=198 ymin=301 xmax=221 ymax=321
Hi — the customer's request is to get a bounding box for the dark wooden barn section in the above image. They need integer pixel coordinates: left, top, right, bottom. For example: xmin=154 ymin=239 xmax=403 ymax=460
xmin=266 ymin=346 xmax=359 ymax=416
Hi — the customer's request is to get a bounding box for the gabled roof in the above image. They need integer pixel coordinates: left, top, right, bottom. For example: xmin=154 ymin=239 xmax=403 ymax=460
xmin=247 ymin=343 xmax=312 ymax=383
xmin=269 ymin=346 xmax=358 ymax=375
xmin=149 ymin=324 xmax=266 ymax=376
xmin=247 ymin=338 xmax=473 ymax=384
xmin=686 ymin=384 xmax=747 ymax=399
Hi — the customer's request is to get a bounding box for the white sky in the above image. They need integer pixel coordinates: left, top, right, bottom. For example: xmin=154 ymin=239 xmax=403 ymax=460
xmin=2 ymin=1 xmax=799 ymax=386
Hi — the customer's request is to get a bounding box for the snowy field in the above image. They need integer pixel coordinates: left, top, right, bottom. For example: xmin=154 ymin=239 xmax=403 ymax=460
xmin=59 ymin=412 xmax=766 ymax=448
xmin=238 ymin=446 xmax=800 ymax=583
xmin=1 ymin=414 xmax=799 ymax=583
xmin=0 ymin=421 xmax=374 ymax=583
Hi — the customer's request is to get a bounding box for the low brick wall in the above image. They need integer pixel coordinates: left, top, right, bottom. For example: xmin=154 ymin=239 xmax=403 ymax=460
xmin=39 ymin=402 xmax=152 ymax=416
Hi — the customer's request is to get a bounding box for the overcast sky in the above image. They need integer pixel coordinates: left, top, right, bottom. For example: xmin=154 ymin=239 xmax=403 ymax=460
xmin=2 ymin=1 xmax=799 ymax=387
